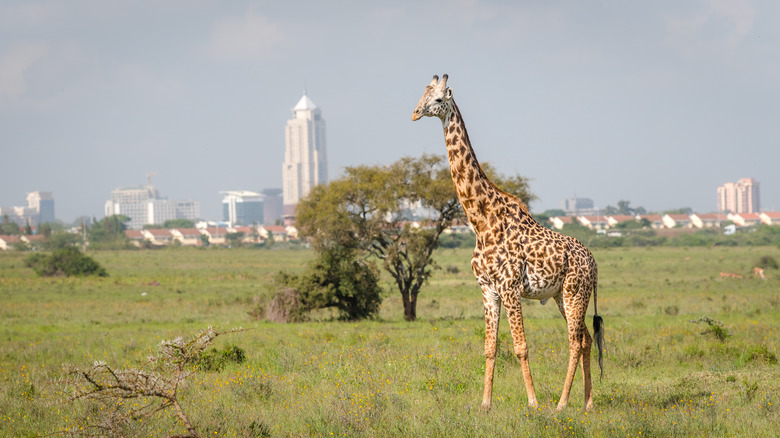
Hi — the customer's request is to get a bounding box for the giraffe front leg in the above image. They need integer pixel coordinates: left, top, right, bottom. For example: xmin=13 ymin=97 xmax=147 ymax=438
xmin=481 ymin=290 xmax=501 ymax=411
xmin=503 ymin=298 xmax=538 ymax=408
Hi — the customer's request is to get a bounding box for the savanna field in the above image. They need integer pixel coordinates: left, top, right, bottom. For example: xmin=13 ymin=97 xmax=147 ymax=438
xmin=1 ymin=246 xmax=778 ymax=437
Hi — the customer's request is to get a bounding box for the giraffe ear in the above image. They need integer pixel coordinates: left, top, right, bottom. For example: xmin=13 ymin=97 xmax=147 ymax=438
xmin=445 ymin=88 xmax=453 ymax=100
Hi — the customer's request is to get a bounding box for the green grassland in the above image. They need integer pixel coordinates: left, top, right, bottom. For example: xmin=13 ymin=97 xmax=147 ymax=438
xmin=1 ymin=246 xmax=778 ymax=437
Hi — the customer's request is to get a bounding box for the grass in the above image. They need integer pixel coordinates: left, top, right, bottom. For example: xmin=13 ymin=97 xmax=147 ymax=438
xmin=1 ymin=245 xmax=779 ymax=436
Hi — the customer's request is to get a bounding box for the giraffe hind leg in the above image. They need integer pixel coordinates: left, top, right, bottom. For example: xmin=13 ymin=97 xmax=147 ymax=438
xmin=581 ymin=326 xmax=594 ymax=410
xmin=556 ymin=320 xmax=583 ymax=411
xmin=504 ymin=298 xmax=538 ymax=408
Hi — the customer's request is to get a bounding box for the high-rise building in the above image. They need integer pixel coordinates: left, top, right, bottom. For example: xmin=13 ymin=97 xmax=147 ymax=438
xmin=148 ymin=199 xmax=200 ymax=226
xmin=105 ymin=185 xmax=156 ymax=229
xmin=261 ymin=188 xmax=283 ymax=225
xmin=26 ymin=192 xmax=55 ymax=225
xmin=105 ymin=183 xmax=199 ymax=229
xmin=0 ymin=191 xmax=54 ymax=228
xmin=717 ymin=178 xmax=760 ymax=213
xmin=283 ymin=92 xmax=328 ymax=219
xmin=562 ymin=196 xmax=599 ymax=216
xmin=26 ymin=191 xmax=55 ymax=225
xmin=220 ymin=191 xmax=263 ymax=225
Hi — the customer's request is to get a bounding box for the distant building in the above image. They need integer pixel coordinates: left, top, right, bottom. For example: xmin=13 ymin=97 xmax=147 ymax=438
xmin=717 ymin=178 xmax=760 ymax=213
xmin=562 ymin=196 xmax=599 ymax=216
xmin=261 ymin=188 xmax=283 ymax=225
xmin=0 ymin=191 xmax=55 ymax=228
xmin=105 ymin=182 xmax=199 ymax=229
xmin=105 ymin=185 xmax=156 ymax=229
xmin=221 ymin=191 xmax=263 ymax=226
xmin=26 ymin=191 xmax=55 ymax=225
xmin=283 ymin=92 xmax=328 ymax=220
xmin=148 ymin=199 xmax=199 ymax=226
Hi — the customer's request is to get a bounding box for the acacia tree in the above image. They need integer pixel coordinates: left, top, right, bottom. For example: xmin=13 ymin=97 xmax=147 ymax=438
xmin=296 ymin=154 xmax=534 ymax=321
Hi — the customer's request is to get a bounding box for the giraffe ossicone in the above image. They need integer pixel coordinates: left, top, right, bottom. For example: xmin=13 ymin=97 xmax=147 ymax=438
xmin=412 ymin=74 xmax=605 ymax=412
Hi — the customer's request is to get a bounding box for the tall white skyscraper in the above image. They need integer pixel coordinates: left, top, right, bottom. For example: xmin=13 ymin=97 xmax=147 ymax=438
xmin=283 ymin=92 xmax=328 ymax=218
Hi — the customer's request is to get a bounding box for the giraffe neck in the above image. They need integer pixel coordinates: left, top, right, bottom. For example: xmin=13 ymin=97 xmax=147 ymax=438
xmin=442 ymin=102 xmax=502 ymax=234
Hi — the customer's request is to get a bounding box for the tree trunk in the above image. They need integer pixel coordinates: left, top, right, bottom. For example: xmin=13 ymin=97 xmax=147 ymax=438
xmin=402 ymin=291 xmax=418 ymax=321
xmin=401 ymin=292 xmax=417 ymax=321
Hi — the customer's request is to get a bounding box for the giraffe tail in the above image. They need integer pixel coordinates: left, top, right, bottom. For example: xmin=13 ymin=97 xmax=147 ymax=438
xmin=593 ymin=280 xmax=604 ymax=381
xmin=593 ymin=314 xmax=604 ymax=381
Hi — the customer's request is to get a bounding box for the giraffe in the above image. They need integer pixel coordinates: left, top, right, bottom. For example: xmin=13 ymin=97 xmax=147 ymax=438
xmin=412 ymin=74 xmax=604 ymax=411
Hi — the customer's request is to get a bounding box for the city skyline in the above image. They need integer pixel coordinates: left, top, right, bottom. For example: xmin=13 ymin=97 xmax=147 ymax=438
xmin=1 ymin=174 xmax=772 ymax=228
xmin=2 ymin=2 xmax=779 ymax=222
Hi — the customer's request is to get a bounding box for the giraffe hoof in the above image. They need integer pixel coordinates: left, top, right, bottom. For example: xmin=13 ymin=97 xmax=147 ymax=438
xmin=528 ymin=400 xmax=538 ymax=409
xmin=556 ymin=402 xmax=567 ymax=412
xmin=481 ymin=401 xmax=492 ymax=411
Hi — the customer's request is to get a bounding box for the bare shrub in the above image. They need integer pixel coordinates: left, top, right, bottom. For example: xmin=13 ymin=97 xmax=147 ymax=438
xmin=57 ymin=326 xmax=247 ymax=437
xmin=690 ymin=316 xmax=730 ymax=342
xmin=266 ymin=287 xmax=305 ymax=323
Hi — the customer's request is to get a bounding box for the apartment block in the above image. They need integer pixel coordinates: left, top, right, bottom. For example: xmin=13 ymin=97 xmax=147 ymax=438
xmin=717 ymin=178 xmax=760 ymax=213
xmin=105 ymin=183 xmax=199 ymax=229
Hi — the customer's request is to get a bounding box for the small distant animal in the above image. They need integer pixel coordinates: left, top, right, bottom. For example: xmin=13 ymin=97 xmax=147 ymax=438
xmin=719 ymin=272 xmax=743 ymax=279
xmin=753 ymin=267 xmax=766 ymax=279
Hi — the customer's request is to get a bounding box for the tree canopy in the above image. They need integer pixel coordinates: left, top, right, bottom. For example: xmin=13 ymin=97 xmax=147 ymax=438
xmin=295 ymin=154 xmax=535 ymax=321
xmin=87 ymin=215 xmax=131 ymax=249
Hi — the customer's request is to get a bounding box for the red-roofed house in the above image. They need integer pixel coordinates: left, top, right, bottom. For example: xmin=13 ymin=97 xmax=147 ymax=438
xmin=760 ymin=212 xmax=780 ymax=225
xmin=259 ymin=225 xmax=290 ymax=242
xmin=662 ymin=214 xmax=693 ymax=229
xmin=690 ymin=213 xmax=728 ymax=228
xmin=728 ymin=213 xmax=762 ymax=227
xmin=549 ymin=216 xmax=574 ymax=230
xmin=21 ymin=234 xmax=46 ymax=248
xmin=142 ymin=229 xmax=174 ymax=246
xmin=0 ymin=235 xmax=22 ymax=250
xmin=232 ymin=226 xmax=263 ymax=244
xmin=124 ymin=230 xmax=146 ymax=246
xmin=171 ymin=228 xmax=203 ymax=246
xmin=577 ymin=216 xmax=608 ymax=230
xmin=201 ymin=227 xmax=228 ymax=245
xmin=637 ymin=215 xmax=664 ymax=229
xmin=606 ymin=215 xmax=636 ymax=228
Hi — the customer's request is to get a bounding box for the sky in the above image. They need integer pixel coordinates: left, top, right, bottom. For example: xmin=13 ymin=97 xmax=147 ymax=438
xmin=1 ymin=0 xmax=779 ymax=223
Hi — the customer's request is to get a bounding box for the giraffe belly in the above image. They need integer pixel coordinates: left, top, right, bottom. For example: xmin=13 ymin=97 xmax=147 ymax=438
xmin=520 ymin=274 xmax=562 ymax=301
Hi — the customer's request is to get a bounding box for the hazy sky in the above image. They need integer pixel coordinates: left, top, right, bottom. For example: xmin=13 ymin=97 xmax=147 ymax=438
xmin=2 ymin=0 xmax=778 ymax=222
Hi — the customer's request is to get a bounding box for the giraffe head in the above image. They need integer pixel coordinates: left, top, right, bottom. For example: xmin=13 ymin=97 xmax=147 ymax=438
xmin=412 ymin=74 xmax=453 ymax=122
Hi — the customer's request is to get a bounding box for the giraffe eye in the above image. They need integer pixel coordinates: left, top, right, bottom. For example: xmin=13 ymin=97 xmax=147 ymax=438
xmin=435 ymin=98 xmax=442 ymax=103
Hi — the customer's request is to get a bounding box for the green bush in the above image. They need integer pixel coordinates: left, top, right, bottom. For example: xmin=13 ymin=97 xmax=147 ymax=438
xmin=196 ymin=344 xmax=247 ymax=372
xmin=271 ymin=247 xmax=383 ymax=321
xmin=25 ymin=247 xmax=108 ymax=277
xmin=756 ymin=255 xmax=779 ymax=270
